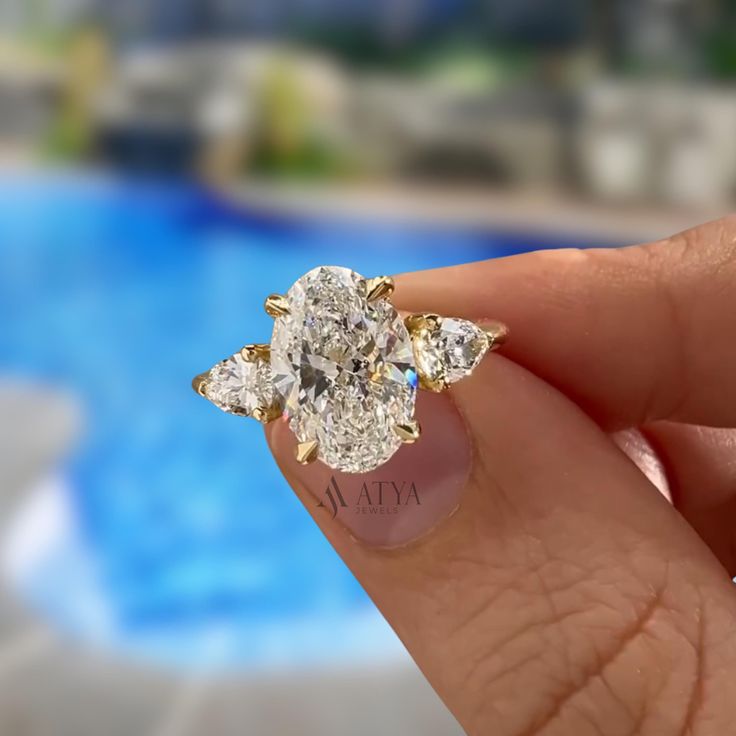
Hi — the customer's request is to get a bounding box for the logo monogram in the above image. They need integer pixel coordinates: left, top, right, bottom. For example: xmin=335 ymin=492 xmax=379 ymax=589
xmin=317 ymin=476 xmax=421 ymax=518
xmin=317 ymin=476 xmax=349 ymax=518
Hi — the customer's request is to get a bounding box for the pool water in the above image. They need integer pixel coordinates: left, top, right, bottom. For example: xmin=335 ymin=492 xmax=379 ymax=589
xmin=0 ymin=171 xmax=595 ymax=670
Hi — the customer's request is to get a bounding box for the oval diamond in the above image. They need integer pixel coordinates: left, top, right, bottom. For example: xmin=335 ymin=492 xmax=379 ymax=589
xmin=270 ymin=266 xmax=417 ymax=473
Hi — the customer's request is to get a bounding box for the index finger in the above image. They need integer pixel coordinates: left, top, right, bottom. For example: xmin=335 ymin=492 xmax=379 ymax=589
xmin=395 ymin=216 xmax=736 ymax=429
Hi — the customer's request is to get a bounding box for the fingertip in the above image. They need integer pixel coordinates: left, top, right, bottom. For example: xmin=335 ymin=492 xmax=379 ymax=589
xmin=264 ymin=391 xmax=472 ymax=548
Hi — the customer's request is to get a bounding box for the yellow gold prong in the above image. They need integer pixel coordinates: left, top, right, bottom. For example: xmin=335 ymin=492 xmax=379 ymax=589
xmin=192 ymin=373 xmax=209 ymax=397
xmin=252 ymin=405 xmax=281 ymax=424
xmin=264 ymin=294 xmax=291 ymax=317
xmin=404 ymin=314 xmax=426 ymax=333
xmin=419 ymin=375 xmax=446 ymax=392
xmin=364 ymin=276 xmax=395 ymax=302
xmin=393 ymin=420 xmax=421 ymax=443
xmin=241 ymin=343 xmax=271 ymax=362
xmin=483 ymin=321 xmax=509 ymax=351
xmin=369 ymin=363 xmax=392 ymax=385
xmin=295 ymin=439 xmax=320 ymax=465
xmin=404 ymin=313 xmax=440 ymax=335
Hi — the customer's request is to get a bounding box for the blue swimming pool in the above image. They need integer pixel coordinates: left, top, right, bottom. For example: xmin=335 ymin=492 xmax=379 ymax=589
xmin=0 ymin=171 xmax=605 ymax=670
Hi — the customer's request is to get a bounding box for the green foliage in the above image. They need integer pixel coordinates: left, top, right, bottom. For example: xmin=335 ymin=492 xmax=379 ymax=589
xmin=702 ymin=28 xmax=736 ymax=80
xmin=249 ymin=135 xmax=353 ymax=179
xmin=40 ymin=114 xmax=90 ymax=162
xmin=248 ymin=59 xmax=354 ymax=180
xmin=291 ymin=25 xmax=425 ymax=72
xmin=415 ymin=43 xmax=534 ymax=91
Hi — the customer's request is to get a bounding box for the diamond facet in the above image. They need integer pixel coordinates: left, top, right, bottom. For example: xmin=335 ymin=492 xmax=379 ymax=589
xmin=413 ymin=316 xmax=490 ymax=388
xmin=205 ymin=352 xmax=275 ymax=417
xmin=270 ymin=266 xmax=417 ymax=473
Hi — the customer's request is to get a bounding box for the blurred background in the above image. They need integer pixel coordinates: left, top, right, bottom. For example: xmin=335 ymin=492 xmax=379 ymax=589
xmin=0 ymin=2 xmax=733 ymax=735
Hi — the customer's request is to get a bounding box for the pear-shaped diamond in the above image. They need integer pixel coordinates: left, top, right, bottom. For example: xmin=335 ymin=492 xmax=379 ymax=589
xmin=413 ymin=316 xmax=490 ymax=389
xmin=204 ymin=351 xmax=275 ymax=418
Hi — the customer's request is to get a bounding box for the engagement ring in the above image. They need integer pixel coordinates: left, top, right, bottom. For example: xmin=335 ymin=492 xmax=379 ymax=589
xmin=193 ymin=266 xmax=507 ymax=473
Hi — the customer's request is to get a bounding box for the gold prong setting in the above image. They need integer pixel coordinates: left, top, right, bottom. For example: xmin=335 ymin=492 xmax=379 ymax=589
xmin=483 ymin=321 xmax=509 ymax=351
xmin=192 ymin=373 xmax=209 ymax=398
xmin=393 ymin=421 xmax=422 ymax=443
xmin=295 ymin=439 xmax=320 ymax=465
xmin=264 ymin=293 xmax=290 ymax=318
xmin=241 ymin=343 xmax=271 ymax=362
xmin=252 ymin=405 xmax=282 ymax=424
xmin=193 ymin=266 xmax=507 ymax=473
xmin=363 ymin=275 xmax=395 ymax=302
xmin=404 ymin=313 xmax=439 ymax=333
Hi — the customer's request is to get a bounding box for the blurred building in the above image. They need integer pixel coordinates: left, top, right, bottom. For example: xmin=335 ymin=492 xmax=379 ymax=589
xmin=2 ymin=0 xmax=736 ymax=206
xmin=0 ymin=42 xmax=63 ymax=157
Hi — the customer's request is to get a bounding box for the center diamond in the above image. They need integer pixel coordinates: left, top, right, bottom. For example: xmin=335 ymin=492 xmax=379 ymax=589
xmin=270 ymin=266 xmax=417 ymax=473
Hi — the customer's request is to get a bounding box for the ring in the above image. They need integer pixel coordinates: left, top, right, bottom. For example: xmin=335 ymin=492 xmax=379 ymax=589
xmin=193 ymin=266 xmax=507 ymax=473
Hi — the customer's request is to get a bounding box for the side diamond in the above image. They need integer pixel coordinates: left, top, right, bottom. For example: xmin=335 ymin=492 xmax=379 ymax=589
xmin=204 ymin=351 xmax=276 ymax=418
xmin=412 ymin=316 xmax=490 ymax=389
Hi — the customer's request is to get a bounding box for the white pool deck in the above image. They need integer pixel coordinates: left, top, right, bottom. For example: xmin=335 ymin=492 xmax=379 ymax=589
xmin=229 ymin=180 xmax=728 ymax=245
xmin=0 ymin=629 xmax=462 ymax=736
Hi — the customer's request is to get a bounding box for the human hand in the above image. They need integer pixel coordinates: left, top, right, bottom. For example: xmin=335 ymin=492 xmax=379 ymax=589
xmin=266 ymin=217 xmax=736 ymax=735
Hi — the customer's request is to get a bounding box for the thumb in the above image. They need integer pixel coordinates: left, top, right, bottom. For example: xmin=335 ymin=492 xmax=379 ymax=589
xmin=266 ymin=332 xmax=736 ymax=736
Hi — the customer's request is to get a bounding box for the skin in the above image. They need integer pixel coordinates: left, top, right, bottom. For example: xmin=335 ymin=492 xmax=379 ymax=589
xmin=265 ymin=216 xmax=736 ymax=735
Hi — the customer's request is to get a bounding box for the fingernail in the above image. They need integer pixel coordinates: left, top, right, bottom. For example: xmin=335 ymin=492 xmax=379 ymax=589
xmin=268 ymin=391 xmax=472 ymax=548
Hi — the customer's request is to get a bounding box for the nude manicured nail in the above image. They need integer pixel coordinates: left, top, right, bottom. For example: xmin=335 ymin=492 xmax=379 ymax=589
xmin=269 ymin=391 xmax=472 ymax=547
